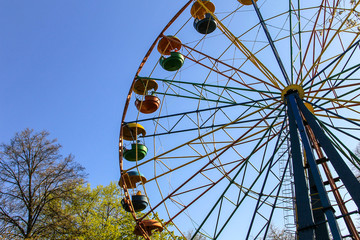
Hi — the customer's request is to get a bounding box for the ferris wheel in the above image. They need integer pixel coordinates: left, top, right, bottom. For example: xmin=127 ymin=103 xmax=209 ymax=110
xmin=119 ymin=0 xmax=360 ymax=239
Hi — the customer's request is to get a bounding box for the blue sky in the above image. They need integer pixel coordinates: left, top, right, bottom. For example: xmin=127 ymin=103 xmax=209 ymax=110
xmin=0 ymin=0 xmax=184 ymax=186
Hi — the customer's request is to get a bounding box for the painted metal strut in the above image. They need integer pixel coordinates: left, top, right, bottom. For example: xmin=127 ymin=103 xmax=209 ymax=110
xmin=251 ymin=0 xmax=291 ymax=86
xmin=286 ymin=93 xmax=342 ymax=240
xmin=286 ymin=92 xmax=360 ymax=239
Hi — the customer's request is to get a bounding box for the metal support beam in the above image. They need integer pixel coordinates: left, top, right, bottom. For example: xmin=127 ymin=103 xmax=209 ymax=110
xmin=308 ymin=170 xmax=330 ymax=239
xmin=296 ymin=94 xmax=360 ymax=212
xmin=287 ymin=93 xmax=342 ymax=240
xmin=287 ymin=99 xmax=315 ymax=240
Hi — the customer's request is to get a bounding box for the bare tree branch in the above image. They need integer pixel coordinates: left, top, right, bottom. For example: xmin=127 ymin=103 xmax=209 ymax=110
xmin=0 ymin=128 xmax=85 ymax=239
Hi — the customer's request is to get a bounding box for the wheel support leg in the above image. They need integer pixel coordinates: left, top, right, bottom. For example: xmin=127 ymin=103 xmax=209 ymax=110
xmin=308 ymin=170 xmax=330 ymax=239
xmin=287 ymin=99 xmax=315 ymax=239
xmin=287 ymin=93 xmax=342 ymax=240
xmin=297 ymin=94 xmax=360 ymax=212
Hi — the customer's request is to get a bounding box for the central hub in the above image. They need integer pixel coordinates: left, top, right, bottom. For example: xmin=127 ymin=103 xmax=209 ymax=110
xmin=281 ymin=84 xmax=304 ymax=102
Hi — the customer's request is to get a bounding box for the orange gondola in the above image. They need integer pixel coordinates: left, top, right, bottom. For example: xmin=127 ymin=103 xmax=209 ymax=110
xmin=134 ymin=219 xmax=164 ymax=237
xmin=135 ymin=95 xmax=161 ymax=114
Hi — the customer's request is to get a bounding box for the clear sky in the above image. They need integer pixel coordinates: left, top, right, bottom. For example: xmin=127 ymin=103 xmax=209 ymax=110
xmin=0 ymin=0 xmax=184 ymax=186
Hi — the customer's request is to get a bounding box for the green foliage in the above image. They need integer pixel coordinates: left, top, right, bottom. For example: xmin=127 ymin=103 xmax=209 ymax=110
xmin=50 ymin=182 xmax=183 ymax=240
xmin=49 ymin=182 xmax=133 ymax=239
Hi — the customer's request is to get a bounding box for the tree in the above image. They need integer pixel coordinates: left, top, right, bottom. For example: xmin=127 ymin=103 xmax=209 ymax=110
xmin=354 ymin=143 xmax=360 ymax=181
xmin=184 ymin=230 xmax=206 ymax=240
xmin=0 ymin=129 xmax=85 ymax=239
xmin=49 ymin=182 xmax=183 ymax=240
xmin=266 ymin=225 xmax=295 ymax=240
xmin=354 ymin=143 xmax=360 ymax=227
xmin=51 ymin=182 xmax=134 ymax=239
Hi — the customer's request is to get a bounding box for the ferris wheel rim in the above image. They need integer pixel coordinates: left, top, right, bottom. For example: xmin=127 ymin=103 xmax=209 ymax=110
xmin=119 ymin=0 xmax=360 ymax=239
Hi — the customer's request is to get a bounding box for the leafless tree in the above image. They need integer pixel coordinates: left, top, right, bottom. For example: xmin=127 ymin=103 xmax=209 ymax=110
xmin=267 ymin=225 xmax=295 ymax=240
xmin=184 ymin=230 xmax=206 ymax=240
xmin=354 ymin=143 xmax=360 ymax=227
xmin=0 ymin=129 xmax=85 ymax=239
